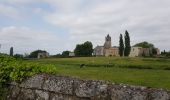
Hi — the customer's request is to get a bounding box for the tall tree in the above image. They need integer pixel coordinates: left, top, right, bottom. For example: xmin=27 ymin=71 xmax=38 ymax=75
xmin=10 ymin=47 xmax=13 ymax=56
xmin=119 ymin=34 xmax=124 ymax=57
xmin=124 ymin=30 xmax=131 ymax=56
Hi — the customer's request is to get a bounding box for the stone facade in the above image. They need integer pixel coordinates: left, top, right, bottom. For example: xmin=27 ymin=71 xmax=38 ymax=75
xmin=105 ymin=47 xmax=119 ymax=57
xmin=94 ymin=34 xmax=119 ymax=57
xmin=7 ymin=74 xmax=170 ymax=100
xmin=69 ymin=52 xmax=75 ymax=57
xmin=129 ymin=47 xmax=160 ymax=57
xmin=37 ymin=52 xmax=49 ymax=59
xmin=93 ymin=46 xmax=104 ymax=56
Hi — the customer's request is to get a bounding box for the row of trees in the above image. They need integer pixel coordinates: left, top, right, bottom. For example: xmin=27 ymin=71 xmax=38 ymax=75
xmin=119 ymin=31 xmax=131 ymax=57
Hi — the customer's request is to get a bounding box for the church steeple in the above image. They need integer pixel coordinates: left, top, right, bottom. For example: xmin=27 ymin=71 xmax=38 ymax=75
xmin=104 ymin=34 xmax=111 ymax=49
xmin=106 ymin=34 xmax=111 ymax=41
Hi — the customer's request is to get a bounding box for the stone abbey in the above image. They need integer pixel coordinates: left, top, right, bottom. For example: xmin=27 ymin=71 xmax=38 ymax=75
xmin=93 ymin=34 xmax=160 ymax=57
xmin=94 ymin=34 xmax=119 ymax=57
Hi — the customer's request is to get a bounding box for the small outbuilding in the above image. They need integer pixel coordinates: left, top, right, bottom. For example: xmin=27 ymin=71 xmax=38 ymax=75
xmin=37 ymin=52 xmax=49 ymax=59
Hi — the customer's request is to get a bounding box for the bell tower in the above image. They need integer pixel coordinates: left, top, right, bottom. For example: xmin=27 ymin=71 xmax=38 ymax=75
xmin=104 ymin=34 xmax=111 ymax=49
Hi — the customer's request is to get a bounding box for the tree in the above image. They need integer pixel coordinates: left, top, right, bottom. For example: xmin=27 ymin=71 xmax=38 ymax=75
xmin=152 ymin=48 xmax=157 ymax=55
xmin=29 ymin=50 xmax=47 ymax=58
xmin=61 ymin=51 xmax=70 ymax=57
xmin=119 ymin=34 xmax=124 ymax=57
xmin=124 ymin=30 xmax=131 ymax=56
xmin=83 ymin=41 xmax=93 ymax=56
xmin=74 ymin=41 xmax=93 ymax=57
xmin=10 ymin=47 xmax=13 ymax=56
xmin=74 ymin=44 xmax=82 ymax=56
xmin=134 ymin=41 xmax=154 ymax=48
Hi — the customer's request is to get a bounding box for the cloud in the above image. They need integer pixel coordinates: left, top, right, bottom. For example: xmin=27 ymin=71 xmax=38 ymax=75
xmin=0 ymin=26 xmax=64 ymax=54
xmin=1 ymin=0 xmax=36 ymax=5
xmin=0 ymin=4 xmax=20 ymax=19
xmin=0 ymin=0 xmax=170 ymax=54
xmin=43 ymin=0 xmax=170 ymax=51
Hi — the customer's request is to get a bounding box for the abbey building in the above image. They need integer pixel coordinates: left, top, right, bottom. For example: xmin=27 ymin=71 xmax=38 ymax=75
xmin=94 ymin=34 xmax=160 ymax=57
xmin=94 ymin=34 xmax=119 ymax=57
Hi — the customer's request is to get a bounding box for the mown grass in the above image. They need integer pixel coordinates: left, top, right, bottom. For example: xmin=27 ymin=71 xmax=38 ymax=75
xmin=26 ymin=57 xmax=170 ymax=90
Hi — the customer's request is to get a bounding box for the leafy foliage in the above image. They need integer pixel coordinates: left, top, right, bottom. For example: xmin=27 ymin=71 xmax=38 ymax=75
xmin=0 ymin=54 xmax=56 ymax=98
xmin=119 ymin=34 xmax=124 ymax=57
xmin=124 ymin=30 xmax=131 ymax=56
xmin=0 ymin=54 xmax=57 ymax=86
xmin=61 ymin=51 xmax=70 ymax=57
xmin=134 ymin=41 xmax=154 ymax=48
xmin=74 ymin=41 xmax=93 ymax=57
xmin=29 ymin=50 xmax=47 ymax=58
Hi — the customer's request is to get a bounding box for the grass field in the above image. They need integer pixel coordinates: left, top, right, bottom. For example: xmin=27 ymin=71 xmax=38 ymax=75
xmin=26 ymin=57 xmax=170 ymax=90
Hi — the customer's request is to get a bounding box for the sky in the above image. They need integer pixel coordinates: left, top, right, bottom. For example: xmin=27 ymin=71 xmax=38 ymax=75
xmin=0 ymin=0 xmax=170 ymax=55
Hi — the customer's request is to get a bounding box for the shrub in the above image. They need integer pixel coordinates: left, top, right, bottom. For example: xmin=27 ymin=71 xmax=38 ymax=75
xmin=0 ymin=54 xmax=58 ymax=98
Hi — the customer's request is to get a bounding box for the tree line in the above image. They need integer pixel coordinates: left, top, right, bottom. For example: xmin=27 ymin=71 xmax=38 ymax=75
xmin=4 ymin=30 xmax=168 ymax=58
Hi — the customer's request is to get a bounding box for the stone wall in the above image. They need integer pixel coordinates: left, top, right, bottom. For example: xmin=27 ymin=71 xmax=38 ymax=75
xmin=7 ymin=74 xmax=170 ymax=100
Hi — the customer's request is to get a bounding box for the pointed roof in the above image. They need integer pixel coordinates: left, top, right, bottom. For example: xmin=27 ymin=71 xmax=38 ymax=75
xmin=107 ymin=34 xmax=110 ymax=37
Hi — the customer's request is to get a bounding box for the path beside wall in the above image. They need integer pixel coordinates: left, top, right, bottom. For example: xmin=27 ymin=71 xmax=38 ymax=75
xmin=8 ymin=74 xmax=170 ymax=100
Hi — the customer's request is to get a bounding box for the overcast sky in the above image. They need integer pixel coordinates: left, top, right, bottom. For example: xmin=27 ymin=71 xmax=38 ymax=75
xmin=0 ymin=0 xmax=170 ymax=55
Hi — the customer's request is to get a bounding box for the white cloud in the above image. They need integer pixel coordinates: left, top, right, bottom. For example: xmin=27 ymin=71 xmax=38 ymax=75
xmin=43 ymin=0 xmax=170 ymax=51
xmin=0 ymin=4 xmax=20 ymax=18
xmin=0 ymin=26 xmax=64 ymax=54
xmin=2 ymin=0 xmax=36 ymax=5
xmin=0 ymin=0 xmax=170 ymax=54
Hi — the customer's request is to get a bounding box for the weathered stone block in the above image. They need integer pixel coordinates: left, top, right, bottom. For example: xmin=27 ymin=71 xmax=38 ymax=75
xmin=110 ymin=85 xmax=147 ymax=100
xmin=8 ymin=85 xmax=20 ymax=99
xmin=93 ymin=84 xmax=109 ymax=100
xmin=74 ymin=80 xmax=108 ymax=99
xmin=17 ymin=88 xmax=35 ymax=100
xmin=148 ymin=90 xmax=170 ymax=100
xmin=50 ymin=93 xmax=76 ymax=100
xmin=35 ymin=90 xmax=49 ymax=100
xmin=20 ymin=74 xmax=45 ymax=89
xmin=43 ymin=76 xmax=74 ymax=95
xmin=74 ymin=80 xmax=97 ymax=98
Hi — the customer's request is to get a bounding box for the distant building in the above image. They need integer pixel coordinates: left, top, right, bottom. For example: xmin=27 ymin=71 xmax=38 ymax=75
xmin=155 ymin=48 xmax=160 ymax=55
xmin=94 ymin=34 xmax=119 ymax=57
xmin=105 ymin=47 xmax=119 ymax=57
xmin=37 ymin=52 xmax=49 ymax=59
xmin=129 ymin=47 xmax=160 ymax=57
xmin=93 ymin=46 xmax=104 ymax=56
xmin=94 ymin=34 xmax=160 ymax=57
xmin=69 ymin=52 xmax=75 ymax=57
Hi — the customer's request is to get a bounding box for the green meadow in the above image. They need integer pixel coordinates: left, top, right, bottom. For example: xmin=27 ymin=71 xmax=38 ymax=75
xmin=26 ymin=57 xmax=170 ymax=90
